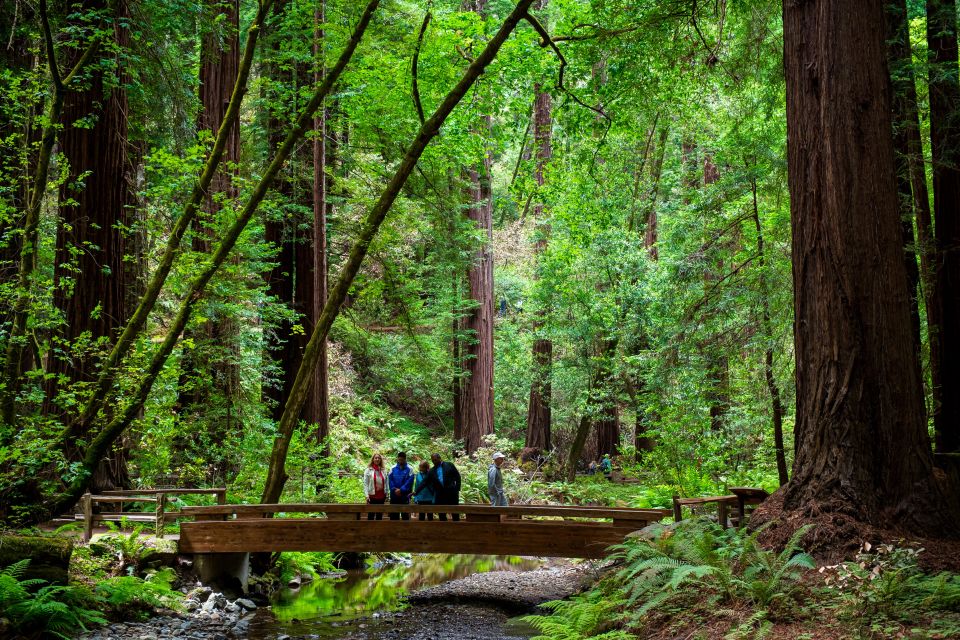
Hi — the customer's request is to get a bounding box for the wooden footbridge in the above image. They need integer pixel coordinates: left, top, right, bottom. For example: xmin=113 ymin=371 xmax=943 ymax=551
xmin=176 ymin=503 xmax=673 ymax=559
xmin=68 ymin=487 xmax=768 ymax=559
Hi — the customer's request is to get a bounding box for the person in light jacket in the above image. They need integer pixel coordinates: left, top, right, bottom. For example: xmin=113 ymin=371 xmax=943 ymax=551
xmin=363 ymin=453 xmax=387 ymax=520
xmin=488 ymin=452 xmax=508 ymax=506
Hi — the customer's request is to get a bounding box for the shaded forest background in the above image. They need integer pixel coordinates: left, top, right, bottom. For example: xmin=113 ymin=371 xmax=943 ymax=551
xmin=0 ymin=0 xmax=956 ymax=531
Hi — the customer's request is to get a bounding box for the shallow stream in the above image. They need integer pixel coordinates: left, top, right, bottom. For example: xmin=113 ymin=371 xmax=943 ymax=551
xmin=245 ymin=554 xmax=544 ymax=639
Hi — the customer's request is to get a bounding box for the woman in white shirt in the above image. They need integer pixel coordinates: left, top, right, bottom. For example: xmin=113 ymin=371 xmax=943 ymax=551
xmin=363 ymin=453 xmax=387 ymax=520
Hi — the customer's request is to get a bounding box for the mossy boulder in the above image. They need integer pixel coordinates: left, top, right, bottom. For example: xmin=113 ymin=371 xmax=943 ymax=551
xmin=0 ymin=535 xmax=73 ymax=584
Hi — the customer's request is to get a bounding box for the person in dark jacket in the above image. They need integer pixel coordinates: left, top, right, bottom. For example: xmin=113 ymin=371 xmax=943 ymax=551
xmin=388 ymin=451 xmax=414 ymax=520
xmin=413 ymin=460 xmax=435 ymax=521
xmin=418 ymin=453 xmax=461 ymax=521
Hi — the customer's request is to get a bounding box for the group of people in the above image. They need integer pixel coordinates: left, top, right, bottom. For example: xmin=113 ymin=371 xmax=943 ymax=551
xmin=362 ymin=451 xmax=508 ymax=520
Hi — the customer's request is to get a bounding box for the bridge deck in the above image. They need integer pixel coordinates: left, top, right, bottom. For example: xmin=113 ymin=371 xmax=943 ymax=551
xmin=177 ymin=503 xmax=671 ymax=559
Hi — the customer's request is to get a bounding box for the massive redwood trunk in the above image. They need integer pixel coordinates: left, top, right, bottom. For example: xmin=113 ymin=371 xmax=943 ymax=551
xmin=927 ymin=0 xmax=960 ymax=455
xmin=525 ymin=86 xmax=552 ymax=451
xmin=777 ymin=0 xmax=958 ymax=533
xmin=48 ymin=0 xmax=133 ymax=489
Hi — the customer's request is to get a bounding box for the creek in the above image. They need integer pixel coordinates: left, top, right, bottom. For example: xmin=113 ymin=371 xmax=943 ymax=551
xmin=245 ymin=554 xmax=545 ymax=640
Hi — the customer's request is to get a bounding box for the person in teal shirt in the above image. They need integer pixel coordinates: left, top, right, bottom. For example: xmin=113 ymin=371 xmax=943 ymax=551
xmin=413 ymin=460 xmax=435 ymax=521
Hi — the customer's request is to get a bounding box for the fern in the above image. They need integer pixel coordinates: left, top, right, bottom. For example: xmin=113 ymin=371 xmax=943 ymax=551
xmin=0 ymin=559 xmax=107 ymax=639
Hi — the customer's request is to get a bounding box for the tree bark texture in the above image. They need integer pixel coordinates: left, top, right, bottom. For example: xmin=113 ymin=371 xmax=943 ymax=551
xmin=525 ymin=86 xmax=552 ymax=451
xmin=457 ymin=157 xmax=495 ymax=453
xmin=927 ymin=0 xmax=960 ymax=454
xmin=781 ymin=0 xmax=958 ymax=533
xmin=47 ymin=0 xmax=133 ymax=489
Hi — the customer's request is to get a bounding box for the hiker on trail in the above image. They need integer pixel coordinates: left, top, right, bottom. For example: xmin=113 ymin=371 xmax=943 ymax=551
xmin=413 ymin=459 xmax=435 ymax=521
xmin=363 ymin=453 xmax=387 ymax=520
xmin=600 ymin=454 xmax=613 ymax=481
xmin=388 ymin=451 xmax=414 ymax=521
xmin=587 ymin=460 xmax=598 ymax=475
xmin=488 ymin=452 xmax=508 ymax=506
xmin=423 ymin=453 xmax=461 ymax=521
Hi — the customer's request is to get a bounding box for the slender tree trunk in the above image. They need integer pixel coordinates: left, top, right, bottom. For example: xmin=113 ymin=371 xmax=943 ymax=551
xmin=451 ymin=0 xmax=495 ymax=454
xmin=457 ymin=158 xmax=495 ymax=453
xmin=644 ymin=127 xmax=668 ymax=260
xmin=525 ymin=85 xmax=552 ymax=451
xmin=48 ymin=0 xmax=133 ymax=489
xmin=927 ymin=0 xmax=960 ymax=454
xmin=751 ymin=179 xmax=788 ymax=487
xmin=773 ymin=0 xmax=959 ymax=534
xmin=886 ymin=0 xmax=924 ymax=360
xmin=310 ymin=0 xmax=330 ymax=443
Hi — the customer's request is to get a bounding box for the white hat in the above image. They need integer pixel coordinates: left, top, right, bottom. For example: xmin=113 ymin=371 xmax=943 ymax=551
xmin=492 ymin=452 xmax=506 ymax=460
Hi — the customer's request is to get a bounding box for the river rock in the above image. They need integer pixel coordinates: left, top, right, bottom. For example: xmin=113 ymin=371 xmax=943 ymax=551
xmin=235 ymin=597 xmax=257 ymax=611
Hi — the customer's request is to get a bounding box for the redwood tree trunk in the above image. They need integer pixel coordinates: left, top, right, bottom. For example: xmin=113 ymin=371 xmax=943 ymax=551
xmin=927 ymin=0 xmax=960 ymax=454
xmin=525 ymin=86 xmax=552 ymax=451
xmin=176 ymin=0 xmax=242 ymax=482
xmin=457 ymin=159 xmax=495 ymax=453
xmin=49 ymin=0 xmax=133 ymax=489
xmin=777 ymin=0 xmax=958 ymax=533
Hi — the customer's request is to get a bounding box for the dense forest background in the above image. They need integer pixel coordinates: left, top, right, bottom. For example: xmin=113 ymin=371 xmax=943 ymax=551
xmin=0 ymin=0 xmax=954 ymax=527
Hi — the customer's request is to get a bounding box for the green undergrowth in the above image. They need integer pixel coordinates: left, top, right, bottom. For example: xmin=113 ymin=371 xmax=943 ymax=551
xmin=524 ymin=519 xmax=960 ymax=640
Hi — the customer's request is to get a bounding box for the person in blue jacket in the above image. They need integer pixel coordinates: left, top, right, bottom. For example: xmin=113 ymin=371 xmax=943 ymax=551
xmin=388 ymin=451 xmax=414 ymax=520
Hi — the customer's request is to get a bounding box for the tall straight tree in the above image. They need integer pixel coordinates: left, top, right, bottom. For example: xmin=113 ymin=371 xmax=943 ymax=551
xmin=310 ymin=0 xmax=330 ymax=442
xmin=263 ymin=0 xmax=323 ymax=428
xmin=454 ymin=0 xmax=495 ymax=454
xmin=926 ymin=0 xmax=960 ymax=455
xmin=176 ymin=0 xmax=242 ymax=476
xmin=776 ymin=0 xmax=958 ymax=533
xmin=48 ymin=0 xmax=134 ymax=488
xmin=524 ymin=82 xmax=552 ymax=451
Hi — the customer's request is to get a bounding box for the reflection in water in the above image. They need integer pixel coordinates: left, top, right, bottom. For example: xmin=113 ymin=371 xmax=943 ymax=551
xmin=269 ymin=554 xmax=541 ymax=623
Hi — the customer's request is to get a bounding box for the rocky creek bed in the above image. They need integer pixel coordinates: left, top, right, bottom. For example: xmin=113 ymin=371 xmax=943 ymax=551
xmin=77 ymin=562 xmax=598 ymax=640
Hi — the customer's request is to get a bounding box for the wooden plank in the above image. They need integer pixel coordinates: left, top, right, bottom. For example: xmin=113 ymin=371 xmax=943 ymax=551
xmin=88 ymin=495 xmax=158 ymax=503
xmin=178 ymin=503 xmax=670 ymax=521
xmin=673 ymin=495 xmax=737 ymax=507
xmin=100 ymin=488 xmax=227 ymax=496
xmin=179 ymin=519 xmax=629 ymax=558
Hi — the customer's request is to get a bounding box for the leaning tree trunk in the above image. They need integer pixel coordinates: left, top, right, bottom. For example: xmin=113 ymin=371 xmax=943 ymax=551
xmin=772 ymin=0 xmax=959 ymax=535
xmin=524 ymin=85 xmax=553 ymax=451
xmin=927 ymin=0 xmax=960 ymax=455
xmin=49 ymin=0 xmax=133 ymax=490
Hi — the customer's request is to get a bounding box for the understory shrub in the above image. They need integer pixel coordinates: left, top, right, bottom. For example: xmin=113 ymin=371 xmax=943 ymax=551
xmin=524 ymin=519 xmax=815 ymax=639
